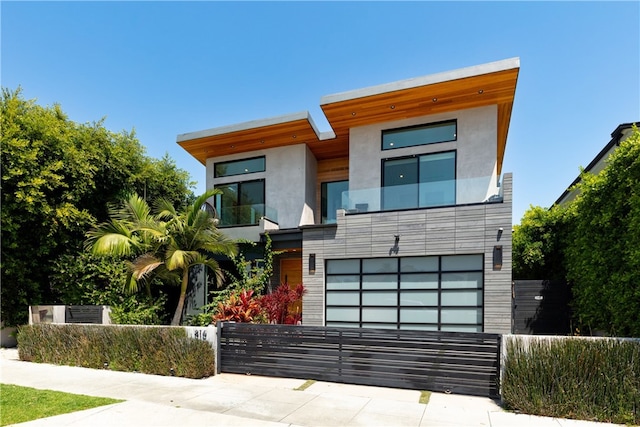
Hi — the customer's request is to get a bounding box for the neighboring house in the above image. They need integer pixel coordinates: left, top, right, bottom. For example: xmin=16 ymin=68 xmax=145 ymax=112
xmin=555 ymin=122 xmax=638 ymax=206
xmin=178 ymin=58 xmax=520 ymax=334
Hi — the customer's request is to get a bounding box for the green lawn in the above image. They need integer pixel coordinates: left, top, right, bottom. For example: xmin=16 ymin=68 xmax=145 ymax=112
xmin=0 ymin=384 xmax=123 ymax=426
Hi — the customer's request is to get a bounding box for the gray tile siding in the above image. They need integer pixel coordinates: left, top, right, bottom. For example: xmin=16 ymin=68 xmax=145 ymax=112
xmin=302 ymin=173 xmax=513 ymax=334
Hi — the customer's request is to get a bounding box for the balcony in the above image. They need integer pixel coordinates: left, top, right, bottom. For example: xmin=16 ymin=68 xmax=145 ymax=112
xmin=217 ymin=204 xmax=278 ymax=227
xmin=341 ymin=175 xmax=503 ymax=214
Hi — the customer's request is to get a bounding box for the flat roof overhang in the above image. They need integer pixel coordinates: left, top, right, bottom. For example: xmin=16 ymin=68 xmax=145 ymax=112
xmin=178 ymin=58 xmax=519 ymax=173
xmin=320 ymin=58 xmax=520 ymax=175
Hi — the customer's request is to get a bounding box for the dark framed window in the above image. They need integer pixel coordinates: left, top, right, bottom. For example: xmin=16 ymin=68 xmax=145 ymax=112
xmin=321 ymin=180 xmax=349 ymax=224
xmin=214 ymin=179 xmax=265 ymax=226
xmin=382 ymin=120 xmax=456 ymax=150
xmin=214 ymin=156 xmax=265 ymax=178
xmin=325 ymin=255 xmax=484 ymax=332
xmin=382 ymin=151 xmax=456 ymax=210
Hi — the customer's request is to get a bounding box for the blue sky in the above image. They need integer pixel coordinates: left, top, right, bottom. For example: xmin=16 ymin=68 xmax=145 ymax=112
xmin=2 ymin=1 xmax=638 ymax=223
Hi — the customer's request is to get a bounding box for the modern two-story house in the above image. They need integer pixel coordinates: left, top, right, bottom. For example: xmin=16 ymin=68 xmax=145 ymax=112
xmin=178 ymin=58 xmax=519 ymax=334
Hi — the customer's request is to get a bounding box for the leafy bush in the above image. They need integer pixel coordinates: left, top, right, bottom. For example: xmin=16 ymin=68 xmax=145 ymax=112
xmin=17 ymin=324 xmax=215 ymax=378
xmin=502 ymin=336 xmax=640 ymax=425
xmin=213 ymin=289 xmax=265 ymax=323
xmin=260 ymin=283 xmax=305 ymax=324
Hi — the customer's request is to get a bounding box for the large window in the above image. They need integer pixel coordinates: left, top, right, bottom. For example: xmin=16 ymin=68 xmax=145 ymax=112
xmin=325 ymin=255 xmax=483 ymax=332
xmin=321 ymin=180 xmax=348 ymax=224
xmin=382 ymin=120 xmax=456 ymax=150
xmin=214 ymin=179 xmax=265 ymax=226
xmin=215 ymin=156 xmax=265 ymax=178
xmin=382 ymin=151 xmax=455 ymax=210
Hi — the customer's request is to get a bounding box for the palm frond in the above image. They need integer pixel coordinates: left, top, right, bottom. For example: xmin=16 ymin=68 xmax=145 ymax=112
xmin=165 ymin=249 xmax=199 ymax=271
xmin=155 ymin=198 xmax=178 ymax=221
xmin=85 ymin=220 xmax=137 ymax=256
xmin=131 ymin=253 xmax=163 ymax=281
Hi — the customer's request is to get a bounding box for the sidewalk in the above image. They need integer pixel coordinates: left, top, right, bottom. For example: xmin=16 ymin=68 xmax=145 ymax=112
xmin=0 ymin=348 xmax=622 ymax=427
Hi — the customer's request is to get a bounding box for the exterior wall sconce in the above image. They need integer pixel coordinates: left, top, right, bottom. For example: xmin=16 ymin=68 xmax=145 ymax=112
xmin=493 ymin=245 xmax=503 ymax=270
xmin=309 ymin=254 xmax=316 ymax=275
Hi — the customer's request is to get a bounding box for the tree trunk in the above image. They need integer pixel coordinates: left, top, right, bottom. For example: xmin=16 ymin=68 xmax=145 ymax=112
xmin=171 ymin=268 xmax=189 ymax=326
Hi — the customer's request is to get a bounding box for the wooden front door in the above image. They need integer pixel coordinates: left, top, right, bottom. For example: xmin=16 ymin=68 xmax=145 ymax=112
xmin=280 ymin=258 xmax=303 ymax=319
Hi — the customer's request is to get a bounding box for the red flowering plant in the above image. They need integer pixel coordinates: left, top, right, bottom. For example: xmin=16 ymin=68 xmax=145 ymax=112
xmin=259 ymin=283 xmax=305 ymax=325
xmin=212 ymin=289 xmax=265 ymax=323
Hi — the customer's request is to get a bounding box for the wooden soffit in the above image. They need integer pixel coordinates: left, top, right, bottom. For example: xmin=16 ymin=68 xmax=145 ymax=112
xmin=320 ymin=64 xmax=519 ymax=175
xmin=177 ymin=112 xmax=330 ymax=165
xmin=178 ymin=59 xmax=519 ymax=173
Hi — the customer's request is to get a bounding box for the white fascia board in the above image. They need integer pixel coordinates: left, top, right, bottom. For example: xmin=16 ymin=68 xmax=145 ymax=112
xmin=320 ymin=57 xmax=521 ymax=106
xmin=177 ymin=111 xmax=318 ymax=142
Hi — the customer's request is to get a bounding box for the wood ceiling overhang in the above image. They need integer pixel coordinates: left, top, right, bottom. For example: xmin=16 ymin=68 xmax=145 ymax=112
xmin=320 ymin=65 xmax=519 ymax=175
xmin=178 ymin=59 xmax=519 ymax=173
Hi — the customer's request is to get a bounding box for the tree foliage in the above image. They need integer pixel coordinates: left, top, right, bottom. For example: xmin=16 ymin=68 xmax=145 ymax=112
xmin=513 ymin=126 xmax=640 ymax=336
xmin=565 ymin=127 xmax=640 ymax=336
xmin=1 ymin=88 xmax=195 ymax=326
xmin=513 ymin=205 xmax=574 ymax=281
xmin=86 ymin=190 xmax=238 ymax=325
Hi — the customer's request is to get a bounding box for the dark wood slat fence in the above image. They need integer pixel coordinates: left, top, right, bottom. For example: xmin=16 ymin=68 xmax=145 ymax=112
xmin=218 ymin=323 xmax=501 ymax=398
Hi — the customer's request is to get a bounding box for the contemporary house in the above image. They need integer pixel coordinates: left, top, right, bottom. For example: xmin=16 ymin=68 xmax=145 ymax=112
xmin=555 ymin=122 xmax=638 ymax=206
xmin=178 ymin=58 xmax=519 ymax=334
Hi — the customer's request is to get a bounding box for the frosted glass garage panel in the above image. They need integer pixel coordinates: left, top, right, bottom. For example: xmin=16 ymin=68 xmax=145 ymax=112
xmin=326 ymin=307 xmax=360 ymax=322
xmin=362 ymin=308 xmax=397 ymax=323
xmin=441 ymin=254 xmax=482 ymax=271
xmin=326 ymin=259 xmax=360 ymax=274
xmin=326 ymin=275 xmax=359 ymax=290
xmin=401 ymin=256 xmax=438 ymax=272
xmin=400 ymin=291 xmax=438 ymax=306
xmin=400 ymin=273 xmax=438 ymax=289
xmin=440 ymin=308 xmax=482 ymax=324
xmin=362 ymin=258 xmax=397 ymax=273
xmin=441 ymin=290 xmax=482 ymax=306
xmin=362 ymin=292 xmax=397 ymax=306
xmin=441 ymin=272 xmax=483 ymax=289
xmin=326 ymin=291 xmax=360 ymax=305
xmin=400 ymin=308 xmax=438 ymax=323
xmin=441 ymin=325 xmax=482 ymax=332
xmin=362 ymin=274 xmax=397 ymax=290
xmin=327 ymin=322 xmax=360 ymax=328
xmin=401 ymin=324 xmax=438 ymax=331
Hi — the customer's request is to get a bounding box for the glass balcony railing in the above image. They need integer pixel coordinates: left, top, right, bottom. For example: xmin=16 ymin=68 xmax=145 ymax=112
xmin=217 ymin=204 xmax=278 ymax=227
xmin=341 ymin=176 xmax=503 ymax=213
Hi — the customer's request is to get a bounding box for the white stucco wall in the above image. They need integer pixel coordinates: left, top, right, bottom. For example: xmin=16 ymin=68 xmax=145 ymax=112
xmin=348 ymin=105 xmax=499 ymax=206
xmin=206 ymin=144 xmax=318 ymax=235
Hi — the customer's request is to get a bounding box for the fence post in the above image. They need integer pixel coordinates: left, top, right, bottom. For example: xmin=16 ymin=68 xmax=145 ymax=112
xmin=216 ymin=322 xmax=222 ymax=375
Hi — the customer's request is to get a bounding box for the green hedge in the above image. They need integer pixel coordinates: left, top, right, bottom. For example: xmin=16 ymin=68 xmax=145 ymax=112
xmin=17 ymin=324 xmax=215 ymax=378
xmin=502 ymin=336 xmax=640 ymax=425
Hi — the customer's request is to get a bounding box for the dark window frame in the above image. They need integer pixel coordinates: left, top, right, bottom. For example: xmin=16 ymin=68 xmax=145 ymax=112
xmin=381 ymin=120 xmax=457 ymax=151
xmin=214 ymin=156 xmax=266 ymax=178
xmin=214 ymin=178 xmax=266 ymax=227
xmin=381 ymin=150 xmax=457 ymax=211
xmin=321 ymin=180 xmax=349 ymax=224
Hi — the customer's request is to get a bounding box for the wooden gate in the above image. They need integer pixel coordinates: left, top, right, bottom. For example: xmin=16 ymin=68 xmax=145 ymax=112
xmin=218 ymin=323 xmax=501 ymax=398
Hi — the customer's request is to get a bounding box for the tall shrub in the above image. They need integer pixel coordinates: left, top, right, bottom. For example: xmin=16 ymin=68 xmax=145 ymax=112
xmin=502 ymin=336 xmax=639 ymax=424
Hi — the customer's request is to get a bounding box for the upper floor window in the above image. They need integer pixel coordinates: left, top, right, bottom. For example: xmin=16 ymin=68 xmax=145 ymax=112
xmin=382 ymin=120 xmax=456 ymax=150
xmin=321 ymin=180 xmax=349 ymax=224
xmin=214 ymin=179 xmax=265 ymax=226
xmin=214 ymin=156 xmax=265 ymax=178
xmin=382 ymin=151 xmax=455 ymax=210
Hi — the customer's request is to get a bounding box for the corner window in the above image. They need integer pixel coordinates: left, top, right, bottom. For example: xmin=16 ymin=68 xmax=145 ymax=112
xmin=214 ymin=156 xmax=265 ymax=178
xmin=214 ymin=179 xmax=265 ymax=226
xmin=321 ymin=180 xmax=348 ymax=224
xmin=382 ymin=120 xmax=456 ymax=150
xmin=382 ymin=151 xmax=455 ymax=210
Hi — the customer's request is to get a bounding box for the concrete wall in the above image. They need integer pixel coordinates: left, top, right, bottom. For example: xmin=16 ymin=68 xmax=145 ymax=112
xmin=302 ymin=173 xmax=513 ymax=334
xmin=349 ymin=105 xmax=498 ymax=193
xmin=207 ymin=144 xmax=318 ymax=240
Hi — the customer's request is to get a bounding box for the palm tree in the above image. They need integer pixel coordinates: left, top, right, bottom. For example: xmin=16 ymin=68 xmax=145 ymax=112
xmin=86 ymin=189 xmax=237 ymax=325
